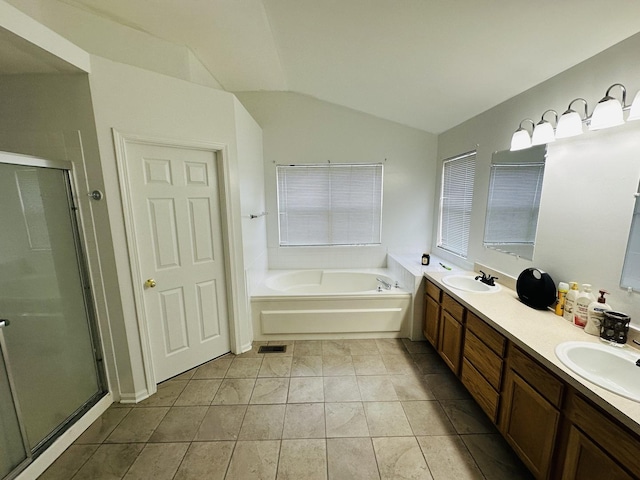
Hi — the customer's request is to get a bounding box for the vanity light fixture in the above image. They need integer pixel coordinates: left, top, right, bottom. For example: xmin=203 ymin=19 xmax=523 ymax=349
xmin=531 ymin=110 xmax=558 ymax=145
xmin=626 ymin=89 xmax=640 ymax=121
xmin=556 ymin=98 xmax=588 ymax=138
xmin=589 ymin=83 xmax=626 ymax=130
xmin=510 ymin=119 xmax=535 ymax=151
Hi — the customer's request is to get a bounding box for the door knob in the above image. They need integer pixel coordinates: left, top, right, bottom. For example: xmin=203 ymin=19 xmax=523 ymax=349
xmin=145 ymin=279 xmax=157 ymax=288
xmin=0 ymin=319 xmax=10 ymax=328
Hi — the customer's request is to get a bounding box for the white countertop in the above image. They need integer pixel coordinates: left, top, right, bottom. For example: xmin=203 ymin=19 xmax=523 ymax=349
xmin=423 ymin=269 xmax=640 ymax=436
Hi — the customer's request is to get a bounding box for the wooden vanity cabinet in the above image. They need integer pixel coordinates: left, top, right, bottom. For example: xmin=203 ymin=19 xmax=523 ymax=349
xmin=500 ymin=345 xmax=563 ymax=480
xmin=558 ymin=391 xmax=639 ymax=480
xmin=460 ymin=312 xmax=506 ymax=422
xmin=423 ymin=280 xmax=442 ymax=347
xmin=437 ymin=293 xmax=466 ymax=375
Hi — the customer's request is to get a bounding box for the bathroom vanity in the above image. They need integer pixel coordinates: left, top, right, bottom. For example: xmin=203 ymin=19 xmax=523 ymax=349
xmin=423 ymin=272 xmax=640 ymax=480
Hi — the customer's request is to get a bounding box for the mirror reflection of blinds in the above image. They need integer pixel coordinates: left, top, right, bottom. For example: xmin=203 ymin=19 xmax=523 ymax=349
xmin=277 ymin=164 xmax=383 ymax=246
xmin=484 ymin=163 xmax=545 ymax=246
xmin=438 ymin=151 xmax=476 ymax=258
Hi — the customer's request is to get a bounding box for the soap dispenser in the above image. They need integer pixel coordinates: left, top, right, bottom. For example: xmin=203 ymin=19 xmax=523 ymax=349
xmin=585 ymin=290 xmax=611 ymax=336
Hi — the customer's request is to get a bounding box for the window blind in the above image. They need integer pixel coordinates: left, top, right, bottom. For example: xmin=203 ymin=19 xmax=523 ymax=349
xmin=484 ymin=162 xmax=545 ymax=246
xmin=438 ymin=151 xmax=476 ymax=258
xmin=277 ymin=163 xmax=383 ymax=246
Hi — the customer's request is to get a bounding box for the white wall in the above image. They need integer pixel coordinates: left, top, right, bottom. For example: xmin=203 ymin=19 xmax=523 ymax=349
xmin=88 ymin=56 xmax=258 ymax=396
xmin=437 ymin=32 xmax=640 ymax=328
xmin=236 ymin=91 xmax=438 ymax=269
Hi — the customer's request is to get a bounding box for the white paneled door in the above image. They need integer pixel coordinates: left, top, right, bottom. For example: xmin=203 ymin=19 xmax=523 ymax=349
xmin=124 ymin=141 xmax=230 ymax=383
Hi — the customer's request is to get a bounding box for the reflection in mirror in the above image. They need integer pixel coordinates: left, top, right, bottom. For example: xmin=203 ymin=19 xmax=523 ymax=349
xmin=483 ymin=145 xmax=547 ymax=260
xmin=621 ymin=179 xmax=640 ymax=291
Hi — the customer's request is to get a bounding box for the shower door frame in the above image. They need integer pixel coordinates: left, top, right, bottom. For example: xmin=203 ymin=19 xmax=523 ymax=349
xmin=0 ymin=151 xmax=108 ymax=479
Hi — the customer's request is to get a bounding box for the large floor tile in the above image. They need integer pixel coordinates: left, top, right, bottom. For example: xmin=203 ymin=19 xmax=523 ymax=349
xmin=258 ymin=356 xmax=293 ymax=377
xmin=381 ymin=354 xmax=419 ymax=375
xmin=291 ymin=356 xmax=323 ymax=376
xmin=322 ymin=340 xmax=350 ymax=356
xmin=239 ymin=404 xmax=286 ymax=440
xmin=75 ymin=408 xmax=130 ymax=444
xmin=412 ymin=354 xmax=449 ymax=374
xmin=402 ymin=400 xmax=456 ymax=436
xmin=363 ymin=401 xmax=412 ymax=436
xmin=327 ymin=437 xmax=380 ymax=480
xmin=293 ymin=340 xmax=323 ymax=357
xmin=357 ymin=376 xmax=398 ymax=401
xmin=461 ymin=434 xmax=534 ymax=480
xmin=283 ymin=403 xmax=325 ymax=439
xmin=71 ymin=443 xmax=144 ymax=480
xmin=249 ymin=378 xmax=290 ymax=404
xmin=440 ymin=399 xmax=496 ymax=434
xmin=195 ymin=405 xmax=246 ymax=441
xmin=423 ymin=372 xmax=472 ymax=400
xmin=345 ymin=339 xmax=379 ymax=356
xmin=288 ymin=377 xmax=324 ymax=403
xmin=226 ymin=357 xmax=263 ymax=378
xmin=148 ymin=406 xmax=208 ymax=442
xmin=226 ymin=440 xmax=280 ymax=480
xmin=136 ymin=381 xmax=187 ymax=407
xmin=192 ymin=356 xmax=233 ymax=379
xmin=352 ymin=355 xmax=387 ymax=375
xmin=278 ymin=439 xmax=327 ymax=480
xmin=372 ymin=436 xmax=433 ymax=480
xmin=322 ymin=356 xmax=355 ymax=376
xmin=173 ymin=441 xmax=234 ymax=480
xmin=38 ymin=445 xmax=98 ymax=480
xmin=122 ymin=443 xmax=188 ymax=480
xmin=417 ymin=435 xmax=484 ymax=480
xmin=325 ymin=402 xmax=369 ymax=437
xmin=389 ymin=374 xmax=435 ymax=401
xmin=212 ymin=378 xmax=256 ymax=404
xmin=174 ymin=379 xmax=222 ymax=406
xmin=402 ymin=339 xmax=435 ymax=354
xmin=375 ymin=338 xmax=407 ymax=355
xmin=105 ymin=407 xmax=168 ymax=443
xmin=323 ymin=376 xmax=361 ymax=402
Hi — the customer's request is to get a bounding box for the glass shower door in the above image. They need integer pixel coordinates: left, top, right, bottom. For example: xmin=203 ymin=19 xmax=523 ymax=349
xmin=0 ymin=329 xmax=29 ymax=479
xmin=0 ymin=156 xmax=105 ymax=464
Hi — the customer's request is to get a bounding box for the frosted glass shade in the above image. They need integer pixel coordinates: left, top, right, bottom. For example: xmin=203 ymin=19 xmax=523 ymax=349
xmin=510 ymin=129 xmax=531 ymax=151
xmin=627 ymin=90 xmax=640 ymax=121
xmin=589 ymin=97 xmax=624 ymax=130
xmin=555 ymin=111 xmax=584 ymax=138
xmin=531 ymin=121 xmax=555 ymax=145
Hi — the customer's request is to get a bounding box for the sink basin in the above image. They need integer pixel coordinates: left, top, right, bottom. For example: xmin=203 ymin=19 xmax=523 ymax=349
xmin=555 ymin=341 xmax=640 ymax=402
xmin=441 ymin=275 xmax=500 ymax=293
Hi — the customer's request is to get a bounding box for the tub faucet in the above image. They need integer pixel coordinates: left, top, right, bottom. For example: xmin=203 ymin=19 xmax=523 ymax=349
xmin=376 ymin=277 xmax=392 ymax=290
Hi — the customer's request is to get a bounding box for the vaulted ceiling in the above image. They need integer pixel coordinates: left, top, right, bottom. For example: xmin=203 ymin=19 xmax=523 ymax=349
xmin=23 ymin=0 xmax=640 ymax=133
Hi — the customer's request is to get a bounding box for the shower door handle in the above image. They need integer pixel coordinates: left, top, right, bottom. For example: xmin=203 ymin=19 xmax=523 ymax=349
xmin=0 ymin=319 xmax=9 ymax=328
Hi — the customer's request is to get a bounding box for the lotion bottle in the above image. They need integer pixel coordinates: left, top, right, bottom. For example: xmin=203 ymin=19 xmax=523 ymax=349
xmin=563 ymin=282 xmax=579 ymax=322
xmin=585 ymin=290 xmax=611 ymax=336
xmin=573 ymin=284 xmax=595 ymax=328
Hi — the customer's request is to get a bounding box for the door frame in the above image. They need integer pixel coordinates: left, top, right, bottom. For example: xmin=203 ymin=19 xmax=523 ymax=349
xmin=113 ymin=130 xmax=241 ymax=395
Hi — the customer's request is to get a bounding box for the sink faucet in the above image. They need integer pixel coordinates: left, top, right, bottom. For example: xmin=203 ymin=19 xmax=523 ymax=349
xmin=376 ymin=277 xmax=392 ymax=290
xmin=475 ymin=270 xmax=498 ymax=286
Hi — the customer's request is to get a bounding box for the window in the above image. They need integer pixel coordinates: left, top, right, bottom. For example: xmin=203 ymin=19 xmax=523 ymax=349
xmin=276 ymin=163 xmax=383 ymax=246
xmin=438 ymin=151 xmax=476 ymax=258
xmin=483 ymin=146 xmax=546 ymax=260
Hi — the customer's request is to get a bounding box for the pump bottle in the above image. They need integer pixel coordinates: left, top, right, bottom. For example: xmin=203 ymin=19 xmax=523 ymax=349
xmin=563 ymin=282 xmax=579 ymax=322
xmin=574 ymin=284 xmax=595 ymax=328
xmin=585 ymin=290 xmax=611 ymax=336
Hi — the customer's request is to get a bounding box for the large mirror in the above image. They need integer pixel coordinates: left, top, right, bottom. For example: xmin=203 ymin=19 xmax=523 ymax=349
xmin=483 ymin=145 xmax=547 ymax=260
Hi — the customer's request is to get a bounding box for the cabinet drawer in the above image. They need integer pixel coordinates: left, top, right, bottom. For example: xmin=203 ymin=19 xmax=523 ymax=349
xmin=461 ymin=358 xmax=499 ymax=422
xmin=442 ymin=293 xmax=465 ymax=323
xmin=508 ymin=345 xmax=564 ymax=408
xmin=565 ymin=391 xmax=640 ymax=476
xmin=425 ymin=280 xmax=442 ymax=302
xmin=466 ymin=312 xmax=506 ymax=357
xmin=463 ymin=331 xmax=503 ymax=390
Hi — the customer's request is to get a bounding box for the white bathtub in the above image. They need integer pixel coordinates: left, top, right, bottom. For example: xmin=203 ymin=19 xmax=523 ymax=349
xmin=251 ymin=269 xmax=412 ymax=340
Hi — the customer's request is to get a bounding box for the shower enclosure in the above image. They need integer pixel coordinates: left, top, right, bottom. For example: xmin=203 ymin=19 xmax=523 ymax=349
xmin=0 ymin=152 xmax=106 ymax=479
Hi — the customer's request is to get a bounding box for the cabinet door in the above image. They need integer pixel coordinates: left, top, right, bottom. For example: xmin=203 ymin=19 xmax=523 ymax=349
xmin=437 ymin=310 xmax=464 ymax=375
xmin=501 ymin=370 xmax=559 ymax=480
xmin=562 ymin=426 xmax=634 ymax=480
xmin=423 ymin=294 xmax=440 ymax=347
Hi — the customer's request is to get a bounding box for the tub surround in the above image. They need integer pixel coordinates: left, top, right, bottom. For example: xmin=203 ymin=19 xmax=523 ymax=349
xmin=424 ymin=269 xmax=640 ymax=436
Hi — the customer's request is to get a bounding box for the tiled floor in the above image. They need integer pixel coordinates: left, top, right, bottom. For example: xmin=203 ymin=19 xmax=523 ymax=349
xmin=39 ymin=339 xmax=533 ymax=479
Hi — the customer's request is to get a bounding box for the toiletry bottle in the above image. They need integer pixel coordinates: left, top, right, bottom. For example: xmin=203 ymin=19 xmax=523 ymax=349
xmin=585 ymin=290 xmax=611 ymax=336
xmin=555 ymin=282 xmax=569 ymax=316
xmin=563 ymin=282 xmax=579 ymax=322
xmin=573 ymin=284 xmax=595 ymax=328
xmin=421 ymin=253 xmax=430 ymax=266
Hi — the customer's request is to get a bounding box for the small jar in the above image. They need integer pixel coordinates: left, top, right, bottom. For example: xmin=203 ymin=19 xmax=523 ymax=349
xmin=421 ymin=253 xmax=430 ymax=266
